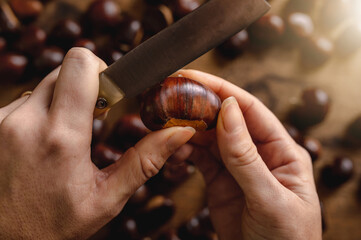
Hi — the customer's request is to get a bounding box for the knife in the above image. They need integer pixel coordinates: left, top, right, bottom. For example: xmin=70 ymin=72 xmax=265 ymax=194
xmin=94 ymin=0 xmax=271 ymax=117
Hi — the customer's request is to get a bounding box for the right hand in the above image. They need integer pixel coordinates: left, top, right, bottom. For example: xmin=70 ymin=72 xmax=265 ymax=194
xmin=172 ymin=69 xmax=322 ymax=240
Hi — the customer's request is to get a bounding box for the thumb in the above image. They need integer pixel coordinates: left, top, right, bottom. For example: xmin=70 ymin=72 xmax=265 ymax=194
xmin=99 ymin=126 xmax=195 ymax=207
xmin=217 ymin=97 xmax=279 ymax=202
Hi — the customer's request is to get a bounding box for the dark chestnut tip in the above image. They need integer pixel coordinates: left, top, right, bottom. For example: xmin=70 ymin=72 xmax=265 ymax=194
xmin=218 ymin=30 xmax=249 ymax=58
xmin=0 ymin=52 xmax=28 ymax=84
xmin=302 ymin=137 xmax=322 ymax=162
xmin=50 ymin=19 xmax=83 ymax=49
xmin=248 ymin=14 xmax=285 ymax=44
xmin=34 ymin=46 xmax=65 ymax=76
xmin=116 ymin=15 xmax=144 ymax=52
xmin=87 ymin=0 xmax=122 ymax=28
xmin=9 ymin=0 xmax=43 ymax=20
xmin=170 ymin=0 xmax=203 ymax=20
xmin=74 ymin=38 xmax=97 ymax=54
xmin=91 ymin=143 xmax=122 ymax=169
xmin=140 ymin=77 xmax=221 ymax=131
xmin=15 ymin=25 xmax=47 ymax=55
xmin=321 ymin=156 xmax=354 ymax=188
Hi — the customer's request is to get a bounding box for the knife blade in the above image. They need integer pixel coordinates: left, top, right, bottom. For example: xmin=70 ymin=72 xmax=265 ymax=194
xmin=94 ymin=0 xmax=270 ymax=117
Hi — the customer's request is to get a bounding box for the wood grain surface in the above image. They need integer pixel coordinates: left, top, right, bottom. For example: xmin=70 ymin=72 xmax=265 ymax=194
xmin=0 ymin=0 xmax=360 ymax=239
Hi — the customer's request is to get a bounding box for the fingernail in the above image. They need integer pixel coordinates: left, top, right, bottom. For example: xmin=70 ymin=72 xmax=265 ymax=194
xmin=167 ymin=127 xmax=196 ymax=151
xmin=221 ymin=96 xmax=243 ymax=133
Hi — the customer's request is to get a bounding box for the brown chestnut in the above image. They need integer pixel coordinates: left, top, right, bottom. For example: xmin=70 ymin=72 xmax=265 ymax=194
xmin=140 ymin=77 xmax=221 ymax=131
xmin=15 ymin=25 xmax=47 ymax=55
xmin=345 ymin=115 xmax=361 ymax=145
xmin=284 ymin=124 xmax=303 ymax=144
xmin=321 ymin=156 xmax=354 ymax=188
xmin=92 ymin=118 xmax=107 ymax=146
xmin=0 ymin=1 xmax=20 ymax=34
xmin=286 ymin=12 xmax=314 ymax=41
xmin=0 ymin=52 xmax=28 ymax=84
xmin=302 ymin=136 xmax=322 ymax=162
xmin=50 ymin=19 xmax=83 ymax=49
xmin=116 ymin=16 xmax=144 ymax=52
xmin=9 ymin=0 xmax=43 ymax=20
xmin=178 ymin=210 xmax=215 ymax=240
xmin=128 ymin=185 xmax=151 ymax=207
xmin=100 ymin=48 xmax=123 ymax=65
xmin=289 ymin=88 xmax=330 ymax=130
xmin=86 ymin=0 xmax=121 ymax=28
xmin=91 ymin=143 xmax=122 ymax=169
xmin=106 ymin=114 xmax=150 ymax=151
xmin=170 ymin=0 xmax=203 ymax=20
xmin=217 ymin=30 xmax=249 ymax=58
xmin=34 ymin=46 xmax=65 ymax=76
xmin=248 ymin=14 xmax=285 ymax=44
xmin=300 ymin=36 xmax=333 ymax=68
xmin=162 ymin=162 xmax=196 ymax=184
xmin=74 ymin=38 xmax=97 ymax=53
xmin=142 ymin=5 xmax=173 ymax=36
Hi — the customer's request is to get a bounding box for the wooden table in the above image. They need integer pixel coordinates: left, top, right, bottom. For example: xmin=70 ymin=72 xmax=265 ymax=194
xmin=1 ymin=0 xmax=360 ymax=239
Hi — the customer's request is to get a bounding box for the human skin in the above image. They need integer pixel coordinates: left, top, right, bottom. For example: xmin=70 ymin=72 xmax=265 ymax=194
xmin=0 ymin=48 xmax=195 ymax=239
xmin=171 ymin=70 xmax=322 ymax=240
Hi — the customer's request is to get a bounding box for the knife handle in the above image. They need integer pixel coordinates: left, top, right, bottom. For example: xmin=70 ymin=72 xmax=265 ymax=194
xmin=94 ymin=73 xmax=125 ymax=118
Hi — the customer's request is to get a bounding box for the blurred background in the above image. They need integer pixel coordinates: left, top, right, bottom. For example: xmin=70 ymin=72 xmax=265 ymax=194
xmin=0 ymin=0 xmax=361 ymax=239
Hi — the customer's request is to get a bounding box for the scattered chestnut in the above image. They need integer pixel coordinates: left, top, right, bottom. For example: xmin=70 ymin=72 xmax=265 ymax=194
xmin=135 ymin=195 xmax=175 ymax=234
xmin=345 ymin=115 xmax=361 ymax=145
xmin=162 ymin=162 xmax=196 ymax=184
xmin=86 ymin=0 xmax=121 ymax=28
xmin=248 ymin=14 xmax=285 ymax=44
xmin=286 ymin=12 xmax=314 ymax=40
xmin=91 ymin=143 xmax=122 ymax=169
xmin=0 ymin=1 xmax=20 ymax=34
xmin=321 ymin=156 xmax=354 ymax=188
xmin=106 ymin=114 xmax=150 ymax=151
xmin=217 ymin=30 xmax=249 ymax=58
xmin=142 ymin=5 xmax=173 ymax=36
xmin=300 ymin=36 xmax=333 ymax=68
xmin=34 ymin=46 xmax=65 ymax=76
xmin=92 ymin=118 xmax=107 ymax=146
xmin=0 ymin=52 xmax=28 ymax=84
xmin=74 ymin=38 xmax=97 ymax=53
xmin=140 ymin=77 xmax=221 ymax=131
xmin=50 ymin=19 xmax=83 ymax=49
xmin=0 ymin=36 xmax=6 ymax=52
xmin=15 ymin=25 xmax=47 ymax=55
xmin=284 ymin=124 xmax=303 ymax=144
xmin=335 ymin=23 xmax=361 ymax=56
xmin=170 ymin=0 xmax=203 ymax=20
xmin=302 ymin=137 xmax=322 ymax=162
xmin=116 ymin=16 xmax=144 ymax=52
xmin=9 ymin=0 xmax=43 ymax=20
xmin=113 ymin=217 xmax=141 ymax=239
xmin=289 ymin=88 xmax=330 ymax=130
xmin=128 ymin=185 xmax=151 ymax=207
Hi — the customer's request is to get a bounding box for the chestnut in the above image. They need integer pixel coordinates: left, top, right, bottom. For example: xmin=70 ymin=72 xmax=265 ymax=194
xmin=0 ymin=36 xmax=6 ymax=52
xmin=50 ymin=19 xmax=83 ymax=49
xmin=162 ymin=162 xmax=196 ymax=184
xmin=321 ymin=156 xmax=354 ymax=188
xmin=288 ymin=88 xmax=330 ymax=130
xmin=335 ymin=23 xmax=361 ymax=56
xmin=86 ymin=0 xmax=121 ymax=28
xmin=9 ymin=0 xmax=43 ymax=21
xmin=300 ymin=36 xmax=333 ymax=68
xmin=116 ymin=16 xmax=144 ymax=52
xmin=74 ymin=38 xmax=97 ymax=54
xmin=302 ymin=137 xmax=322 ymax=162
xmin=170 ymin=0 xmax=203 ymax=20
xmin=345 ymin=115 xmax=361 ymax=145
xmin=217 ymin=30 xmax=249 ymax=58
xmin=34 ymin=46 xmax=65 ymax=76
xmin=113 ymin=217 xmax=141 ymax=239
xmin=0 ymin=1 xmax=20 ymax=34
xmin=286 ymin=12 xmax=314 ymax=41
xmin=92 ymin=118 xmax=107 ymax=146
xmin=0 ymin=52 xmax=28 ymax=84
xmin=284 ymin=124 xmax=303 ymax=144
xmin=135 ymin=195 xmax=175 ymax=234
xmin=128 ymin=185 xmax=151 ymax=207
xmin=106 ymin=114 xmax=150 ymax=151
xmin=100 ymin=48 xmax=123 ymax=65
xmin=248 ymin=14 xmax=285 ymax=44
xmin=142 ymin=5 xmax=173 ymax=36
xmin=140 ymin=77 xmax=221 ymax=131
xmin=15 ymin=25 xmax=47 ymax=56
xmin=91 ymin=143 xmax=122 ymax=169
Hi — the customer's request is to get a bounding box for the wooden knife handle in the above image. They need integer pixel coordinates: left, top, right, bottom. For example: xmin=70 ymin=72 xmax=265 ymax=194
xmin=94 ymin=73 xmax=125 ymax=118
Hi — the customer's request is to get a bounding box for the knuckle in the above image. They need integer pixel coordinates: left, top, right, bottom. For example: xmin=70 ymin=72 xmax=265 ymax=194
xmin=134 ymin=148 xmax=162 ymax=179
xmin=230 ymin=142 xmax=259 ymax=167
xmin=0 ymin=115 xmax=27 ymax=141
xmin=66 ymin=47 xmax=97 ymax=66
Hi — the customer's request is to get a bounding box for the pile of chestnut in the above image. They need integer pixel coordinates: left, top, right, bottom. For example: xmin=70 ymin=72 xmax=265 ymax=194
xmin=0 ymin=0 xmax=208 ymax=85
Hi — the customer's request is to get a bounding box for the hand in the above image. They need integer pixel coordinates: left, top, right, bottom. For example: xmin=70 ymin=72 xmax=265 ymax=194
xmin=0 ymin=48 xmax=195 ymax=239
xmin=172 ymin=70 xmax=321 ymax=240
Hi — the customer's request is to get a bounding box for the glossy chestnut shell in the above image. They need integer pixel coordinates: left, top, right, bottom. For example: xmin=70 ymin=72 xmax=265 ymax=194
xmin=140 ymin=77 xmax=221 ymax=131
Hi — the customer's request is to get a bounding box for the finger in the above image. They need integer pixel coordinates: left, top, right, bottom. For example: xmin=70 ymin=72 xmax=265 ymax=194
xmin=217 ymin=97 xmax=281 ymax=202
xmin=98 ymin=127 xmax=196 ymax=207
xmin=49 ymin=48 xmax=107 ymax=129
xmin=0 ymin=96 xmax=29 ymax=123
xmin=177 ymin=69 xmax=292 ymax=144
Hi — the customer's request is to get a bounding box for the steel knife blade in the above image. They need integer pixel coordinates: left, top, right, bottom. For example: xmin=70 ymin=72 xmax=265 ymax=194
xmin=94 ymin=0 xmax=270 ymax=117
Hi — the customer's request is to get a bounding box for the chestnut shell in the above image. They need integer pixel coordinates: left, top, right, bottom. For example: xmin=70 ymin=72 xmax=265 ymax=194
xmin=140 ymin=77 xmax=221 ymax=131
